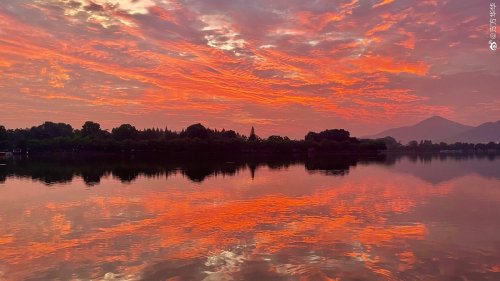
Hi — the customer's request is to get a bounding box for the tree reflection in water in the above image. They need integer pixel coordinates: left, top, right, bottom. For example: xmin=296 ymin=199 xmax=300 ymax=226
xmin=0 ymin=154 xmax=384 ymax=185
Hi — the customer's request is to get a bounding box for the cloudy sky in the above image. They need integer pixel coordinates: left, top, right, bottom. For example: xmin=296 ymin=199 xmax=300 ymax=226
xmin=0 ymin=0 xmax=498 ymax=137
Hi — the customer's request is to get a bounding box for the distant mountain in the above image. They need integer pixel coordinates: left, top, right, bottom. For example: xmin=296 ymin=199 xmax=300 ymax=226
xmin=444 ymin=121 xmax=500 ymax=143
xmin=364 ymin=116 xmax=474 ymax=144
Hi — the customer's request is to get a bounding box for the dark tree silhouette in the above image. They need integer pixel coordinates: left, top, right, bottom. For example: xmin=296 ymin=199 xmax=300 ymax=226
xmin=30 ymin=122 xmax=73 ymax=139
xmin=248 ymin=126 xmax=257 ymax=141
xmin=0 ymin=125 xmax=6 ymax=140
xmin=220 ymin=129 xmax=238 ymax=139
xmin=0 ymin=121 xmax=402 ymax=154
xmin=0 ymin=125 xmax=7 ymax=150
xmin=81 ymin=121 xmax=104 ymax=138
xmin=305 ymin=129 xmax=350 ymax=142
xmin=408 ymin=140 xmax=418 ymax=148
xmin=141 ymin=128 xmax=163 ymax=140
xmin=378 ymin=136 xmax=402 ymax=150
xmin=112 ymin=124 xmax=139 ymax=140
xmin=268 ymin=135 xmax=286 ymax=142
xmin=181 ymin=123 xmax=210 ymax=139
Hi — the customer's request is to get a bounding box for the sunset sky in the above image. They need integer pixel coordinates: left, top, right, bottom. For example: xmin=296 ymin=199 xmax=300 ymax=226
xmin=0 ymin=0 xmax=498 ymax=137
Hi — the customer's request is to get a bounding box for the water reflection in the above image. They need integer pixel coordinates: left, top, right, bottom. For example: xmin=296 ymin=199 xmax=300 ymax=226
xmin=0 ymin=154 xmax=499 ymax=280
xmin=0 ymin=154 xmax=388 ymax=185
xmin=386 ymin=153 xmax=500 ymax=184
xmin=1 ymin=154 xmax=497 ymax=186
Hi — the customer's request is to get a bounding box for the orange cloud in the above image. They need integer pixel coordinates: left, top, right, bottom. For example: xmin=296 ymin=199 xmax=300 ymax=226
xmin=373 ymin=0 xmax=396 ymax=8
xmin=0 ymin=0 xmax=496 ymax=137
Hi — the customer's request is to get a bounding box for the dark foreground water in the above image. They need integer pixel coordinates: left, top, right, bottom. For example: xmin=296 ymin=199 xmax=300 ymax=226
xmin=0 ymin=154 xmax=499 ymax=281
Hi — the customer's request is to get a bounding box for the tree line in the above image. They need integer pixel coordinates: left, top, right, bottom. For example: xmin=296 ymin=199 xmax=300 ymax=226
xmin=379 ymin=136 xmax=500 ymax=153
xmin=0 ymin=121 xmax=386 ymax=154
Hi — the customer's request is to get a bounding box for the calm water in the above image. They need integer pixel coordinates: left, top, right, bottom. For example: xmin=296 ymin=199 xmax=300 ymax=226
xmin=0 ymin=155 xmax=499 ymax=281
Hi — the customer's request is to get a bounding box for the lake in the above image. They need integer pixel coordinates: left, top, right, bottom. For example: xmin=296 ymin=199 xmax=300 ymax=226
xmin=0 ymin=154 xmax=499 ymax=280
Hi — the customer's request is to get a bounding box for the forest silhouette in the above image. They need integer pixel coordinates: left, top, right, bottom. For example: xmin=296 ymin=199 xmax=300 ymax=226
xmin=0 ymin=121 xmax=386 ymax=154
xmin=1 ymin=121 xmax=499 ymax=155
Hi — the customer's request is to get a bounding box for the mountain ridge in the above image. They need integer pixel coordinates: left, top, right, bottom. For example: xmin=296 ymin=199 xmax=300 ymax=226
xmin=364 ymin=116 xmax=499 ymax=144
xmin=444 ymin=121 xmax=500 ymax=143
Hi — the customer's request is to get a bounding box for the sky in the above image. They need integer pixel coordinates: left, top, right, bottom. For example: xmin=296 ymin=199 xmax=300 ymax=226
xmin=0 ymin=0 xmax=498 ymax=138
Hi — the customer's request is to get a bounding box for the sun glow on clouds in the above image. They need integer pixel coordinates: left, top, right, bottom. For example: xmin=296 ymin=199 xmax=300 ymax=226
xmin=66 ymin=0 xmax=157 ymax=15
xmin=201 ymin=14 xmax=246 ymax=51
xmin=0 ymin=0 xmax=498 ymax=136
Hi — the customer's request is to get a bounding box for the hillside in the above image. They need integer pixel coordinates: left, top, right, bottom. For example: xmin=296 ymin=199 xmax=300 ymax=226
xmin=444 ymin=121 xmax=500 ymax=143
xmin=365 ymin=116 xmax=473 ymax=144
